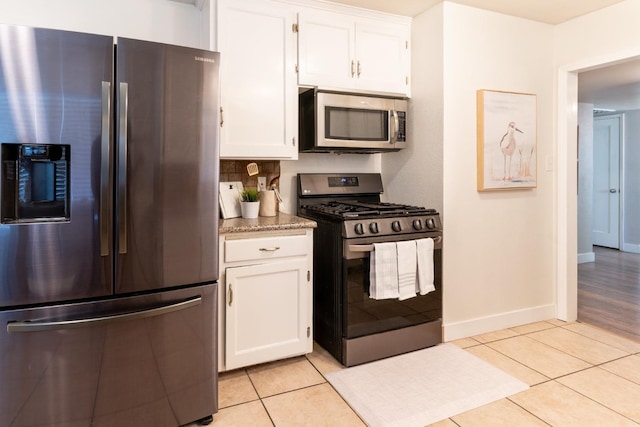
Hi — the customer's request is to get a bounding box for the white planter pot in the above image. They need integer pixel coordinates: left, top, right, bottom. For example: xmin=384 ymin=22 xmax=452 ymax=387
xmin=240 ymin=201 xmax=260 ymax=219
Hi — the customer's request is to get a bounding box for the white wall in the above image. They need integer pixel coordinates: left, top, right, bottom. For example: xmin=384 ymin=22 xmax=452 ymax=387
xmin=381 ymin=3 xmax=444 ymax=214
xmin=577 ymin=103 xmax=594 ymax=263
xmin=279 ymin=153 xmax=380 ymax=214
xmin=438 ymin=3 xmax=556 ymax=340
xmin=554 ymin=0 xmax=640 ymax=320
xmin=623 ymin=109 xmax=640 ymax=251
xmin=1 ymin=0 xmax=206 ymax=48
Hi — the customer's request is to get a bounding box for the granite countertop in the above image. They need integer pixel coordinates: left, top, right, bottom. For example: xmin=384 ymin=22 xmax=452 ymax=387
xmin=219 ymin=212 xmax=317 ymax=234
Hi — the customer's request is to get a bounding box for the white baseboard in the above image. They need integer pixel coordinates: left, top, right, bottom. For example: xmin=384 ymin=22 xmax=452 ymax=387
xmin=577 ymin=252 xmax=595 ymax=263
xmin=443 ymin=304 xmax=556 ymax=342
xmin=622 ymin=243 xmax=640 ymax=254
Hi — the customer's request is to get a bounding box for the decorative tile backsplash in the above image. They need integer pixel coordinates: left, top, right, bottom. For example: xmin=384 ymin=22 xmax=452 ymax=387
xmin=220 ymin=160 xmax=280 ymax=190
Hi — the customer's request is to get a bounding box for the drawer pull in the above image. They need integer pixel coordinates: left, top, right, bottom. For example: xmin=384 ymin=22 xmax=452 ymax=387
xmin=259 ymin=247 xmax=281 ymax=252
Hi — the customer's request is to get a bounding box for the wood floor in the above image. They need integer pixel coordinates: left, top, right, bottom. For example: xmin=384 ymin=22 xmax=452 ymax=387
xmin=578 ymin=245 xmax=640 ymax=342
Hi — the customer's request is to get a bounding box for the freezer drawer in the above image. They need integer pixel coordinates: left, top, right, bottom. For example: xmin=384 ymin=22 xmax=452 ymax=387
xmin=0 ymin=283 xmax=217 ymax=427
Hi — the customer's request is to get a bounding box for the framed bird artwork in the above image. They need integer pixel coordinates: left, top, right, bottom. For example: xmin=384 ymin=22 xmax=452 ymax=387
xmin=476 ymin=90 xmax=537 ymax=191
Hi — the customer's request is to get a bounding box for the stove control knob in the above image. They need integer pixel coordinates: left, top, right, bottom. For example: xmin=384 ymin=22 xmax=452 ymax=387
xmin=369 ymin=222 xmax=380 ymax=234
xmin=354 ymin=223 xmax=365 ymax=235
xmin=425 ymin=218 xmax=436 ymax=230
xmin=391 ymin=221 xmax=402 ymax=232
xmin=412 ymin=219 xmax=423 ymax=230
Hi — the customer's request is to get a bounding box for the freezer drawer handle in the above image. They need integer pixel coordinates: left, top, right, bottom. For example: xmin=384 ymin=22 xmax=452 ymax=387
xmin=6 ymin=296 xmax=201 ymax=333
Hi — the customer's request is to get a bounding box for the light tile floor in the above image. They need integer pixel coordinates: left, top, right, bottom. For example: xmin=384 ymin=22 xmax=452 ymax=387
xmin=207 ymin=320 xmax=640 ymax=426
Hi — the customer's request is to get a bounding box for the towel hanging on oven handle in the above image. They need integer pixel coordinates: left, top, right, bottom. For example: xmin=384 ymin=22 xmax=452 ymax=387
xmin=348 ymin=236 xmax=442 ymax=253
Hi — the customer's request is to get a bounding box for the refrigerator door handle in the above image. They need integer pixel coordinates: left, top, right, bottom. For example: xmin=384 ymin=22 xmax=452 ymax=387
xmin=117 ymin=82 xmax=129 ymax=254
xmin=6 ymin=296 xmax=202 ymax=333
xmin=100 ymin=81 xmax=112 ymax=257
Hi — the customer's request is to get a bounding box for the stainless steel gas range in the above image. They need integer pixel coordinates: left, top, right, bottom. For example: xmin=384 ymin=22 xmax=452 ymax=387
xmin=297 ymin=173 xmax=442 ymax=366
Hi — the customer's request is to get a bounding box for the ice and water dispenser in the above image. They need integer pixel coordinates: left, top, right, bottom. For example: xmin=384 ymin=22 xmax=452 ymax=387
xmin=1 ymin=143 xmax=70 ymax=223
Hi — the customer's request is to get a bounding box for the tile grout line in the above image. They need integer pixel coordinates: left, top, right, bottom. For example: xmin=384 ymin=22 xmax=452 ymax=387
xmin=304 ymin=353 xmax=368 ymax=425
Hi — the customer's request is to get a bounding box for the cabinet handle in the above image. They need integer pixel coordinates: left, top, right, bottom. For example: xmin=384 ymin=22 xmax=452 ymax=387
xmin=259 ymin=247 xmax=281 ymax=252
xmin=220 ymin=106 xmax=224 ymax=127
xmin=228 ymin=284 xmax=233 ymax=306
xmin=357 ymin=60 xmax=361 ymax=77
xmin=351 ymin=60 xmax=355 ymax=77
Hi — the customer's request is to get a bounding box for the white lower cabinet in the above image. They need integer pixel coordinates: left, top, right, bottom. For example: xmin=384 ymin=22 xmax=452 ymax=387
xmin=219 ymin=229 xmax=313 ymax=371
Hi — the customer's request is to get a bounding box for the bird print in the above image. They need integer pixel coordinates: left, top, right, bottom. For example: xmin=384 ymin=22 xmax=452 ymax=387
xmin=499 ymin=122 xmax=523 ymax=180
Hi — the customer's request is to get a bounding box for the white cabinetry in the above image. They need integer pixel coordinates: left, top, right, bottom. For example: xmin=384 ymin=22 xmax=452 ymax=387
xmin=298 ymin=9 xmax=410 ymax=96
xmin=217 ymin=0 xmax=298 ymax=159
xmin=219 ymin=229 xmax=313 ymax=371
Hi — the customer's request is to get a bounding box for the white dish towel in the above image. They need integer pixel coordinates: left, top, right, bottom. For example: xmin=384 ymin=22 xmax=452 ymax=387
xmin=369 ymin=242 xmax=399 ymax=299
xmin=416 ymin=238 xmax=436 ymax=295
xmin=396 ymin=240 xmax=417 ymax=300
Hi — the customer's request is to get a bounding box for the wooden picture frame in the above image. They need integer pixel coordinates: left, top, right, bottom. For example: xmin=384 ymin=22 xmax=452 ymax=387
xmin=477 ymin=90 xmax=537 ymax=191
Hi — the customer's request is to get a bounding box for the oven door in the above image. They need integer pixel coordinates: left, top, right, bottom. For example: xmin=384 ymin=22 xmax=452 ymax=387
xmin=342 ymin=232 xmax=442 ymax=339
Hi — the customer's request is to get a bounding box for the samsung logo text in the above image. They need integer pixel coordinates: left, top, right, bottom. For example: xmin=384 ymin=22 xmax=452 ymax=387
xmin=195 ymin=56 xmax=216 ymax=64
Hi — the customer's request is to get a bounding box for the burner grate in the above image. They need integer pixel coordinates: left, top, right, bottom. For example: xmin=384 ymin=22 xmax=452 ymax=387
xmin=302 ymin=201 xmax=436 ymax=219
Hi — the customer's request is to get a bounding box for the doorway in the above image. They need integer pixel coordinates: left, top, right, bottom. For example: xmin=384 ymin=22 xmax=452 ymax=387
xmin=557 ymin=53 xmax=640 ymax=323
xmin=592 ymin=114 xmax=621 ymax=249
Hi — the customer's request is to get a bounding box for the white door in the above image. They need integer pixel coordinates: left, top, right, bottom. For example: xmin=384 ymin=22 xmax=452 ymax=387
xmin=217 ymin=0 xmax=298 ymax=159
xmin=297 ymin=10 xmax=355 ymax=89
xmin=592 ymin=115 xmax=621 ymax=248
xmin=355 ymin=19 xmax=410 ymax=95
xmin=224 ymin=260 xmax=311 ymax=370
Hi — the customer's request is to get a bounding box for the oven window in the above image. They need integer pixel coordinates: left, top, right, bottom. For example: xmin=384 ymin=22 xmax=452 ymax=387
xmin=325 ymin=107 xmax=388 ymax=141
xmin=344 ymin=249 xmax=442 ymax=339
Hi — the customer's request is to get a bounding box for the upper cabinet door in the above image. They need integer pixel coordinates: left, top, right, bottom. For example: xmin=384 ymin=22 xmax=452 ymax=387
xmin=298 ymin=9 xmax=411 ymax=96
xmin=355 ymin=20 xmax=410 ymax=95
xmin=217 ymin=0 xmax=298 ymax=159
xmin=297 ymin=10 xmax=355 ymax=89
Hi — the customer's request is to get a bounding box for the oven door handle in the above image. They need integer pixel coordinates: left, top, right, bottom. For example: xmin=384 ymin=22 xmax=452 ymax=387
xmin=348 ymin=244 xmax=376 ymax=253
xmin=349 ymin=236 xmax=442 ymax=253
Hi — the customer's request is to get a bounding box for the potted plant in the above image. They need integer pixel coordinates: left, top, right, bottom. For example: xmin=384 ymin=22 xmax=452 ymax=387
xmin=240 ymin=187 xmax=260 ymax=218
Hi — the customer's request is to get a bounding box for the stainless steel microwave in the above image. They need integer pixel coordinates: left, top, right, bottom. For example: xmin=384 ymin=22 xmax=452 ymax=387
xmin=299 ymin=89 xmax=408 ymax=153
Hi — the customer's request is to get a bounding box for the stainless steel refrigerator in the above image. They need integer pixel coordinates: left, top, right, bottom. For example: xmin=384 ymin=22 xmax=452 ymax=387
xmin=0 ymin=25 xmax=220 ymax=426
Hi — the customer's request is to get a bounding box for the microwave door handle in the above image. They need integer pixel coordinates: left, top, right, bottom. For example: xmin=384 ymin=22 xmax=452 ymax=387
xmin=391 ymin=110 xmax=399 ymax=144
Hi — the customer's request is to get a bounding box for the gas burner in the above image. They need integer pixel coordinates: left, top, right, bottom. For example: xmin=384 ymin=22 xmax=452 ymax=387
xmin=302 ymin=201 xmax=436 ymax=219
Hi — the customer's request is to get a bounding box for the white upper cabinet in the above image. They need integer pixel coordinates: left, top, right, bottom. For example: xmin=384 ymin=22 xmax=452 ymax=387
xmin=297 ymin=11 xmax=355 ymax=90
xmin=298 ymin=8 xmax=411 ymax=96
xmin=217 ymin=0 xmax=298 ymax=159
xmin=355 ymin=19 xmax=410 ymax=95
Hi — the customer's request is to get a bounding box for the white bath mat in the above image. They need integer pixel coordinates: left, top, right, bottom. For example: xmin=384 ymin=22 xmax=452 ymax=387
xmin=326 ymin=343 xmax=528 ymax=427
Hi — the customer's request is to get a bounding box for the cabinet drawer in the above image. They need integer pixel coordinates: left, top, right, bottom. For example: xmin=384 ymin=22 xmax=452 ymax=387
xmin=224 ymin=234 xmax=308 ymax=263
